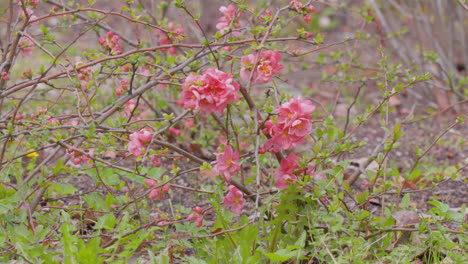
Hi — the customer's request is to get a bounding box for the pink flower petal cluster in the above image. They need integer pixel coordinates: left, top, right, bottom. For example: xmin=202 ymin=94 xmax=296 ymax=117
xmin=150 ymin=154 xmax=162 ymax=167
xmin=289 ymin=0 xmax=316 ymax=24
xmin=261 ymin=97 xmax=316 ymax=153
xmin=184 ymin=118 xmax=195 ymax=129
xmin=18 ymin=8 xmax=37 ymax=22
xmin=216 ymin=4 xmax=242 ymax=37
xmin=16 ymin=0 xmax=39 ymax=8
xmin=168 ymin=127 xmax=181 ymax=136
xmin=116 ymin=79 xmax=128 ymax=96
xmin=67 ymin=149 xmax=94 ymax=166
xmin=223 ymin=185 xmax=246 ymax=215
xmin=127 ymin=129 xmax=152 ymax=157
xmin=145 ymin=179 xmax=170 ymax=200
xmin=275 ymin=153 xmax=299 ymax=189
xmin=1 ymin=72 xmax=9 ymax=81
xmin=21 ymin=68 xmax=33 ymax=79
xmin=122 ymin=100 xmax=137 ymax=118
xmin=77 ymin=66 xmax=92 ymax=89
xmin=187 ymin=206 xmax=204 ymax=227
xmin=158 ymin=22 xmax=184 ymax=55
xmin=240 ymin=50 xmax=284 ymax=84
xmin=178 ymin=68 xmax=240 ymax=113
xmin=213 ymin=145 xmax=241 ymax=183
xmin=259 ymin=8 xmax=273 ymax=22
xmin=98 ymin=31 xmax=123 ymax=55
xmin=19 ymin=37 xmax=34 ymax=57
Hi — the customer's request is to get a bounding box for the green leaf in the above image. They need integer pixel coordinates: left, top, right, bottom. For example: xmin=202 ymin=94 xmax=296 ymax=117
xmin=400 ymin=193 xmax=411 ymax=208
xmin=262 ymin=247 xmax=299 ymax=262
xmin=94 ymin=213 xmax=117 ymax=230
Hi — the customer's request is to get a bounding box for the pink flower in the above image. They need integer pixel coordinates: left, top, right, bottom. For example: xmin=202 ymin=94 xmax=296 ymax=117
xmin=184 ymin=118 xmax=195 ymax=129
xmin=135 ymin=129 xmax=153 ymax=143
xmin=260 ymin=8 xmax=273 ymax=21
xmin=67 ymin=149 xmax=93 ymax=166
xmin=275 ymin=153 xmax=299 ymax=189
xmin=139 ymin=66 xmax=151 ymax=76
xmin=303 ymin=32 xmax=313 ymax=39
xmin=168 ymin=127 xmax=181 ymax=136
xmin=98 ymin=31 xmax=123 ymax=55
xmin=120 ymin=65 xmax=131 ymax=72
xmin=18 ymin=8 xmax=37 ymax=22
xmin=146 ymin=178 xmax=170 ymax=200
xmin=213 ymin=145 xmax=241 ymax=183
xmin=307 ymin=5 xmax=316 ymax=13
xmin=290 ymin=0 xmax=302 ymax=10
xmin=158 ymin=22 xmax=184 ymax=55
xmin=275 ymin=97 xmax=316 ymax=137
xmin=16 ymin=113 xmax=25 ymax=120
xmin=116 ymin=79 xmax=128 ymax=96
xmin=1 ymin=72 xmax=9 ymax=81
xmin=145 ymin=178 xmax=157 ymax=187
xmin=77 ymin=66 xmax=92 ymax=89
xmin=122 ymin=100 xmax=137 ymax=117
xmin=216 ymin=4 xmax=242 ymax=37
xmin=127 ymin=128 xmax=152 ymax=156
xmin=149 ymin=184 xmax=170 ymax=200
xmin=150 ymin=155 xmax=162 ymax=167
xmin=178 ymin=68 xmax=240 ymax=113
xmin=223 ymin=185 xmax=245 ymax=214
xmin=289 ymin=1 xmax=315 ymax=23
xmin=240 ymin=50 xmax=283 ymax=84
xmin=261 ymin=98 xmax=316 ymax=153
xmin=128 ymin=140 xmax=144 ymax=157
xmin=21 ymin=69 xmax=33 ymax=79
xmin=16 ymin=0 xmax=39 ymax=8
xmin=19 ymin=37 xmax=34 ymax=57
xmin=187 ymin=206 xmax=204 ymax=227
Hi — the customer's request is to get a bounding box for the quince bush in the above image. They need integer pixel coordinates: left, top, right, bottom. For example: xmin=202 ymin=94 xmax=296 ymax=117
xmin=0 ymin=0 xmax=465 ymax=263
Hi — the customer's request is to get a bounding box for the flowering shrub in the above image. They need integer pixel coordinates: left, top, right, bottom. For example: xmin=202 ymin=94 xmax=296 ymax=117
xmin=0 ymin=0 xmax=465 ymax=263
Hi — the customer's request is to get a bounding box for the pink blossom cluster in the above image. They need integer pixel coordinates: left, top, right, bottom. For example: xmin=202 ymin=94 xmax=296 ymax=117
xmin=19 ymin=37 xmax=34 ymax=57
xmin=168 ymin=127 xmax=181 ymax=136
xmin=122 ymin=100 xmax=137 ymax=118
xmin=115 ymin=79 xmax=128 ymax=96
xmin=18 ymin=8 xmax=37 ymax=22
xmin=178 ymin=68 xmax=240 ymax=113
xmin=16 ymin=0 xmax=39 ymax=8
xmin=67 ymin=149 xmax=94 ymax=166
xmin=259 ymin=8 xmax=273 ymax=22
xmin=127 ymin=129 xmax=152 ymax=157
xmin=216 ymin=5 xmax=242 ymax=37
xmin=1 ymin=72 xmax=9 ymax=81
xmin=223 ymin=185 xmax=246 ymax=214
xmin=289 ymin=0 xmax=316 ymax=24
xmin=187 ymin=206 xmax=204 ymax=227
xmin=77 ymin=66 xmax=92 ymax=89
xmin=150 ymin=154 xmax=162 ymax=167
xmin=158 ymin=22 xmax=184 ymax=55
xmin=261 ymin=97 xmax=316 ymax=153
xmin=21 ymin=69 xmax=33 ymax=79
xmin=145 ymin=179 xmax=170 ymax=200
xmin=275 ymin=153 xmax=299 ymax=189
xmin=98 ymin=31 xmax=123 ymax=55
xmin=240 ymin=50 xmax=284 ymax=84
xmin=213 ymin=145 xmax=241 ymax=183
